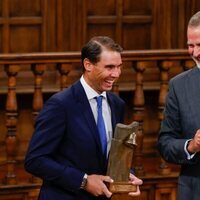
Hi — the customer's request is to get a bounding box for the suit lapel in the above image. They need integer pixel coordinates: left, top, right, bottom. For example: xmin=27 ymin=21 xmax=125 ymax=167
xmin=186 ymin=67 xmax=200 ymax=128
xmin=107 ymin=93 xmax=117 ymax=134
xmin=72 ymin=81 xmax=102 ymax=154
xmin=73 ymin=82 xmax=119 ymax=168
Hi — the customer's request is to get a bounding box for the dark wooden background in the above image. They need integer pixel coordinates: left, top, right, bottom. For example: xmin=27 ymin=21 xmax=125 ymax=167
xmin=0 ymin=0 xmax=200 ymax=200
xmin=0 ymin=0 xmax=200 ymax=53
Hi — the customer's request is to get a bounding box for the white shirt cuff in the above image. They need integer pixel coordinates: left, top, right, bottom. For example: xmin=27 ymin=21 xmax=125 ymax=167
xmin=184 ymin=139 xmax=196 ymax=160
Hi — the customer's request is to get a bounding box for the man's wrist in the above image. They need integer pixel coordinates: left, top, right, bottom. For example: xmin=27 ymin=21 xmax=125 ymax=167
xmin=80 ymin=174 xmax=88 ymax=189
xmin=187 ymin=140 xmax=196 ymax=153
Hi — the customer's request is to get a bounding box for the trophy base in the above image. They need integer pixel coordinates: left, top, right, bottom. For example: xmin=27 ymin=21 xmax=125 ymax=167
xmin=109 ymin=182 xmax=137 ymax=193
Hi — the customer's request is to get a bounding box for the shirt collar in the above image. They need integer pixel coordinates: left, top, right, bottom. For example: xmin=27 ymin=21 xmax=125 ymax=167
xmin=80 ymin=75 xmax=107 ymax=100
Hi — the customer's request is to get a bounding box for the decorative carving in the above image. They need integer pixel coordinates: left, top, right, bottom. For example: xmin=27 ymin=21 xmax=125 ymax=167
xmin=132 ymin=61 xmax=146 ymax=176
xmin=31 ymin=64 xmax=46 ymax=119
xmin=4 ymin=65 xmax=20 ymax=184
xmin=158 ymin=61 xmax=172 ymax=175
xmin=57 ymin=63 xmax=72 ymax=90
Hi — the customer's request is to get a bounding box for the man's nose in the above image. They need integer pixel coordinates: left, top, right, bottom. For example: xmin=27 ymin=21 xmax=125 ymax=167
xmin=111 ymin=68 xmax=121 ymax=77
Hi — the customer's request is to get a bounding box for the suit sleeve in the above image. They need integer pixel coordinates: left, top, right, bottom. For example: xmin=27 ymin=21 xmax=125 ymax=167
xmin=24 ymin=97 xmax=84 ymax=193
xmin=157 ymin=80 xmax=199 ymax=165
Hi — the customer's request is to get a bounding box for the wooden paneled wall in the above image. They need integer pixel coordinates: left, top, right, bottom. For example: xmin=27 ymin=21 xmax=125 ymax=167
xmin=0 ymin=0 xmax=200 ymax=53
xmin=0 ymin=0 xmax=199 ymax=199
xmin=0 ymin=50 xmax=195 ymax=200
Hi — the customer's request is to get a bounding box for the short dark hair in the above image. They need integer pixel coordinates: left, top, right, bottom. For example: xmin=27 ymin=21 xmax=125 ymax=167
xmin=81 ymin=36 xmax=123 ymax=66
xmin=188 ymin=11 xmax=200 ymax=27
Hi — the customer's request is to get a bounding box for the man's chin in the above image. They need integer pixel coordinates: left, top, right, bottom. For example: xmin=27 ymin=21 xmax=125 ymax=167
xmin=103 ymin=85 xmax=113 ymax=91
xmin=192 ymin=57 xmax=200 ymax=68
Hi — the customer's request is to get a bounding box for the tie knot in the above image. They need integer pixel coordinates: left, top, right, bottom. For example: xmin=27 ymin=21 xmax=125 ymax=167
xmin=96 ymin=95 xmax=103 ymax=108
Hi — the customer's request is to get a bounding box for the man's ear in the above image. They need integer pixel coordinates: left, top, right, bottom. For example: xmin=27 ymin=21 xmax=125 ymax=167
xmin=83 ymin=58 xmax=93 ymax=72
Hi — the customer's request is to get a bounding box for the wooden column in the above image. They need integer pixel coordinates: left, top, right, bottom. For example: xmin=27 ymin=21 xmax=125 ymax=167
xmin=4 ymin=65 xmax=20 ymax=184
xmin=31 ymin=64 xmax=46 ymax=184
xmin=57 ymin=63 xmax=71 ymax=90
xmin=132 ymin=61 xmax=146 ymax=176
xmin=182 ymin=60 xmax=195 ymax=71
xmin=158 ymin=61 xmax=172 ymax=175
xmin=31 ymin=64 xmax=46 ymax=119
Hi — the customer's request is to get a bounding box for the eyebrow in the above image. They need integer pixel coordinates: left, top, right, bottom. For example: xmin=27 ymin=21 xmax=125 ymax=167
xmin=105 ymin=63 xmax=123 ymax=67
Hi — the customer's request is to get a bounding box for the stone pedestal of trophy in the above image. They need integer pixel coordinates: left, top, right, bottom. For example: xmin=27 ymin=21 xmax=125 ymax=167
xmin=106 ymin=121 xmax=139 ymax=199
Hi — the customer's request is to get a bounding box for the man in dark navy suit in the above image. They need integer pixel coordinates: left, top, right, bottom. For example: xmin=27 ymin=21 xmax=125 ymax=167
xmin=157 ymin=11 xmax=200 ymax=200
xmin=25 ymin=36 xmax=142 ymax=200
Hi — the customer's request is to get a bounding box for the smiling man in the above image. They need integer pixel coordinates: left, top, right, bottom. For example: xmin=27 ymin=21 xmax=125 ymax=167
xmin=157 ymin=11 xmax=200 ymax=200
xmin=25 ymin=36 xmax=142 ymax=200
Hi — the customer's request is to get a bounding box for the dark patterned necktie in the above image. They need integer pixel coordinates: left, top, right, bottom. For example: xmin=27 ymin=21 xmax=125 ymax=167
xmin=96 ymin=96 xmax=107 ymax=156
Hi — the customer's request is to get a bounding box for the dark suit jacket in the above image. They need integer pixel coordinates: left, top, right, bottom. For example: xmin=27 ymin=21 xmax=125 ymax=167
xmin=25 ymin=80 xmax=125 ymax=200
xmin=157 ymin=67 xmax=200 ymax=199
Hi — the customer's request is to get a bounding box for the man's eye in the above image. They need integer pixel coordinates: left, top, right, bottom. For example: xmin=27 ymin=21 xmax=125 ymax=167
xmin=106 ymin=66 xmax=113 ymax=69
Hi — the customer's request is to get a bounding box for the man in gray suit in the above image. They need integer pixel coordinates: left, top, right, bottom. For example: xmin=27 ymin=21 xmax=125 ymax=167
xmin=157 ymin=11 xmax=200 ymax=200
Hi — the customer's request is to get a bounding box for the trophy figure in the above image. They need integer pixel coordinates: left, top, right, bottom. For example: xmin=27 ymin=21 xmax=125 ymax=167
xmin=107 ymin=121 xmax=139 ymax=195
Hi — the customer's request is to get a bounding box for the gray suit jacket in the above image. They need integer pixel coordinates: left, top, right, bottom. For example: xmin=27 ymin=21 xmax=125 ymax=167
xmin=157 ymin=67 xmax=200 ymax=199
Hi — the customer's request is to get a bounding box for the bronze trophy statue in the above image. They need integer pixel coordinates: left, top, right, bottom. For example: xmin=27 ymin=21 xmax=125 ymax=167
xmin=107 ymin=121 xmax=139 ymax=196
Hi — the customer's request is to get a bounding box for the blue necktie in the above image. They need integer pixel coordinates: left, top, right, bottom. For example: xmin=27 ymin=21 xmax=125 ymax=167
xmin=96 ymin=96 xmax=107 ymax=156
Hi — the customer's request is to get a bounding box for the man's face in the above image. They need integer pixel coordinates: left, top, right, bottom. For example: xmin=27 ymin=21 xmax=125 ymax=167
xmin=187 ymin=26 xmax=200 ymax=67
xmin=84 ymin=49 xmax=122 ymax=94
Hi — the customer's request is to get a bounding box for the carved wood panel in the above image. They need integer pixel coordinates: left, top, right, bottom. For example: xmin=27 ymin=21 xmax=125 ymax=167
xmin=0 ymin=0 xmax=200 ymax=52
xmin=0 ymin=0 xmax=48 ymax=53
